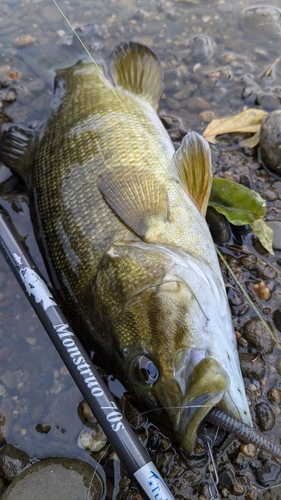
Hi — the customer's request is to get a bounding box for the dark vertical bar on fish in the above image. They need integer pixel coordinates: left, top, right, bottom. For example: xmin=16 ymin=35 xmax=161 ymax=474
xmin=0 ymin=209 xmax=175 ymax=500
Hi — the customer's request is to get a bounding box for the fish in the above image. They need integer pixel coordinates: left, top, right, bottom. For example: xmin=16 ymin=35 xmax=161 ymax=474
xmin=0 ymin=41 xmax=252 ymax=452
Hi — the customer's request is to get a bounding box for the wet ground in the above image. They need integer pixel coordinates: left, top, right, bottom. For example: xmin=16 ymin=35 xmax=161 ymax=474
xmin=0 ymin=0 xmax=281 ymax=499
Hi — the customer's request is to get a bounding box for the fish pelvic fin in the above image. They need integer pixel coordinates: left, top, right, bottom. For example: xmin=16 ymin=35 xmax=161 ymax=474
xmin=171 ymin=132 xmax=212 ymax=217
xmin=109 ymin=41 xmax=163 ymax=109
xmin=98 ymin=167 xmax=169 ymax=239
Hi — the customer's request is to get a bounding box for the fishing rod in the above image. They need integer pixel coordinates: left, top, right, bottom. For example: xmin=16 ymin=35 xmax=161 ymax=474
xmin=1 ymin=208 xmax=281 ymax=498
xmin=0 ymin=208 xmax=175 ymax=500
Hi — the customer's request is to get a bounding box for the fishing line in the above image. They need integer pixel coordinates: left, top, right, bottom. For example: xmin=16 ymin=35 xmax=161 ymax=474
xmin=51 ymin=0 xmax=128 ymax=113
xmin=216 ymin=247 xmax=281 ymax=350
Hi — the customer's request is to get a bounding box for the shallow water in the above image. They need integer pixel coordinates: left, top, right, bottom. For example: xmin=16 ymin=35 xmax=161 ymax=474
xmin=0 ymin=0 xmax=281 ymax=498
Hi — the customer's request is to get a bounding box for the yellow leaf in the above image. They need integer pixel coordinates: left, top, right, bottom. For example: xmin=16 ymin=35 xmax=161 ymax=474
xmin=203 ymin=109 xmax=267 ymax=144
xmin=239 ymin=130 xmax=261 ymax=148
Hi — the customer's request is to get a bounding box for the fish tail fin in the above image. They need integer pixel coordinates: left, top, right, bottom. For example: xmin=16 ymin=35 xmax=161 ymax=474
xmin=109 ymin=41 xmax=163 ymax=109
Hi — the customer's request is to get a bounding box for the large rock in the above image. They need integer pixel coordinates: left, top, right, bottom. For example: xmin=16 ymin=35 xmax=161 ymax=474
xmin=241 ymin=6 xmax=281 ymax=43
xmin=2 ymin=457 xmax=104 ymax=500
xmin=260 ymin=111 xmax=281 ymax=176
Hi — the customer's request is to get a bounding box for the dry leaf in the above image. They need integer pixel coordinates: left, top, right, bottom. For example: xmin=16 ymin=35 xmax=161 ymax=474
xmin=203 ymin=108 xmax=267 ymax=144
xmin=239 ymin=130 xmax=261 ymax=148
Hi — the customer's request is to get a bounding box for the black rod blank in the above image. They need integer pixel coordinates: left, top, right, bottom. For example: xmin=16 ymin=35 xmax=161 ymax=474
xmin=0 ymin=209 xmax=175 ymax=500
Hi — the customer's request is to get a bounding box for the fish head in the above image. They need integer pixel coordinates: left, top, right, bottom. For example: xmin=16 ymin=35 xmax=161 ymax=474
xmin=93 ymin=241 xmax=251 ymax=452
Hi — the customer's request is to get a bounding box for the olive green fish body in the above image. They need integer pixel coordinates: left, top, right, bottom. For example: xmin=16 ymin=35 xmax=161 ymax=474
xmin=0 ymin=42 xmax=252 ymax=451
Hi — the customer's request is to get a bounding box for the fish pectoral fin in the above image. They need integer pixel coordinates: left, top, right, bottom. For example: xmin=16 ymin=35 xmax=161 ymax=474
xmin=98 ymin=167 xmax=169 ymax=239
xmin=171 ymin=131 xmax=212 ymax=216
xmin=109 ymin=41 xmax=163 ymax=109
xmin=0 ymin=124 xmax=39 ymax=186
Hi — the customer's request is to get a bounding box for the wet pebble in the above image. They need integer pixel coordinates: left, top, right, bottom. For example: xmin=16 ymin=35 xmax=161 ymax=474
xmin=239 ymin=353 xmax=265 ymax=381
xmin=13 ymin=35 xmax=36 ymax=48
xmin=2 ymin=457 xmax=104 ymax=500
xmin=188 ymin=96 xmax=210 ymax=112
xmin=0 ymin=409 xmax=11 ymax=444
xmin=0 ymin=444 xmax=30 ymax=481
xmin=240 ymin=443 xmax=257 ymax=459
xmin=255 ymin=402 xmax=275 ymax=432
xmin=260 ymin=111 xmax=281 ymax=176
xmin=241 ymin=6 xmax=281 ymax=43
xmin=273 ymin=308 xmax=281 ymax=333
xmin=276 ymin=358 xmax=281 ymax=376
xmin=243 ymin=318 xmax=275 ymax=354
xmin=0 ymin=370 xmax=17 ymax=390
xmin=206 ymin=207 xmax=230 ymax=244
xmin=267 ymin=387 xmax=281 ymax=405
xmin=255 ymin=461 xmax=280 ymax=487
xmin=232 ymin=483 xmax=245 ymax=496
xmin=192 ymin=35 xmax=213 ymax=62
xmin=121 ymin=397 xmax=147 ymax=430
xmin=77 ymin=425 xmax=107 ymax=452
xmin=252 ymin=281 xmax=271 ymax=301
xmin=219 ymin=466 xmax=235 ymax=487
xmin=257 ymin=93 xmax=281 ymax=112
xmin=164 ymin=69 xmax=183 ymax=92
xmin=257 ymin=265 xmax=277 ymax=280
xmin=245 ymin=486 xmax=258 ymax=500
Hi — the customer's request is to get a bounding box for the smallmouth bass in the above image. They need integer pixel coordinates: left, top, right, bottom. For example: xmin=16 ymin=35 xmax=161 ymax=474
xmin=0 ymin=41 xmax=252 ymax=452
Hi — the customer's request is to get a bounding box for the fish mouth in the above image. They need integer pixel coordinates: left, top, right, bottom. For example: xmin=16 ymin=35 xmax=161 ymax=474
xmin=178 ymin=357 xmax=229 ymax=452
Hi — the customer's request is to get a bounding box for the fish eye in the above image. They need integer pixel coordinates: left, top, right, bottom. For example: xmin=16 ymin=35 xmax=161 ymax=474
xmin=130 ymin=355 xmax=159 ymax=387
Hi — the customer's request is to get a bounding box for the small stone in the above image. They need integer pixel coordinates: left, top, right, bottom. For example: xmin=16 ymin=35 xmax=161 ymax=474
xmin=257 ymin=265 xmax=277 ymax=280
xmin=0 ymin=370 xmax=17 ymax=389
xmin=243 ymin=318 xmax=275 ymax=354
xmin=239 ymin=353 xmax=265 ymax=381
xmin=81 ymin=400 xmax=96 ymax=425
xmin=273 ymin=309 xmax=281 ymax=333
xmin=232 ymin=483 xmax=245 ymax=496
xmin=221 ymin=53 xmax=235 ymax=64
xmin=192 ymin=35 xmax=213 ymax=62
xmin=188 ymin=96 xmax=210 ymax=112
xmin=206 ymin=206 xmax=230 ymax=244
xmin=13 ymin=35 xmax=36 ymax=48
xmin=253 ymin=281 xmax=271 ymax=301
xmin=260 ymin=111 xmax=281 ymax=176
xmin=199 ymin=111 xmax=214 ymax=122
xmin=255 ymin=401 xmax=275 ymax=432
xmin=240 ymin=443 xmax=257 ymax=458
xmin=267 ymin=387 xmax=281 ymax=405
xmin=0 ymin=346 xmax=10 ymax=360
xmin=255 ymin=462 xmax=280 ymax=486
xmin=4 ymin=91 xmax=16 ymax=102
xmin=25 ymin=337 xmax=37 ymax=346
xmin=245 ymin=486 xmax=257 ymax=500
xmin=0 ymin=444 xmax=30 ymax=481
xmin=77 ymin=426 xmax=107 ymax=452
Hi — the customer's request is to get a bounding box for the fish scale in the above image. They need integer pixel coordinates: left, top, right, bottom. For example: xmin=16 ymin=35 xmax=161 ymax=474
xmin=0 ymin=41 xmax=252 ymax=452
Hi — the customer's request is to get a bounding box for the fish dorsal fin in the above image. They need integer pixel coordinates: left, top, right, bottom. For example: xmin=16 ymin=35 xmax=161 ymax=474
xmin=109 ymin=42 xmax=163 ymax=109
xmin=171 ymin=132 xmax=212 ymax=216
xmin=98 ymin=167 xmax=168 ymax=239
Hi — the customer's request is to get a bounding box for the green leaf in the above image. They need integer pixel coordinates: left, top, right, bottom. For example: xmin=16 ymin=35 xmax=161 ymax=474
xmin=251 ymin=219 xmax=274 ymax=255
xmin=209 ymin=178 xmax=266 ymax=225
